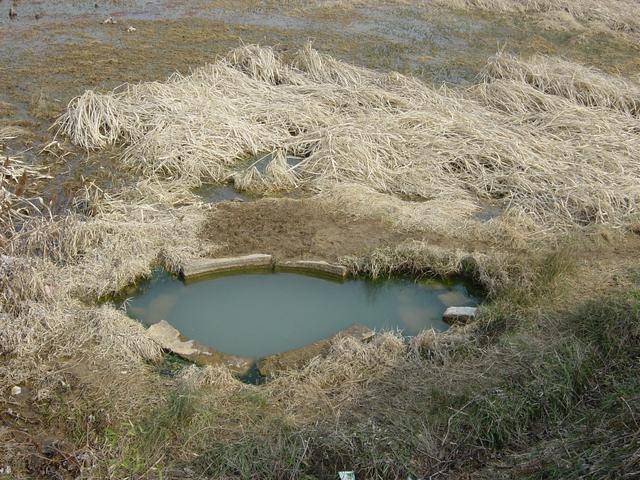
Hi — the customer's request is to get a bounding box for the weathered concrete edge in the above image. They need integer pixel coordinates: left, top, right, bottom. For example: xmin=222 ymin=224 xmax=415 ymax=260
xmin=274 ymin=259 xmax=348 ymax=279
xmin=182 ymin=254 xmax=273 ymax=280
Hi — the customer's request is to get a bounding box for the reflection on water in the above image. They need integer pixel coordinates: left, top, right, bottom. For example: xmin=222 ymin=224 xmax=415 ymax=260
xmin=125 ymin=271 xmax=478 ymax=358
xmin=248 ymin=152 xmax=303 ymax=174
xmin=193 ymin=183 xmax=249 ymax=203
xmin=437 ymin=289 xmax=475 ymax=306
xmin=146 ymin=292 xmax=179 ymax=321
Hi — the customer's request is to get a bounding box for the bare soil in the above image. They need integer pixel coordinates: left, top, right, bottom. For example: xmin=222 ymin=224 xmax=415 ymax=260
xmin=201 ymin=197 xmax=415 ymax=261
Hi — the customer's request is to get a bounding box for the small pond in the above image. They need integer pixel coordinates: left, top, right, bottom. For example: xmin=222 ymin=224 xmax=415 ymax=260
xmin=125 ymin=270 xmax=478 ymax=358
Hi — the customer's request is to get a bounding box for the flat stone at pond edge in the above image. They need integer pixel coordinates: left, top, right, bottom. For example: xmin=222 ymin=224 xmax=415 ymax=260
xmin=275 ymin=259 xmax=347 ymax=278
xmin=146 ymin=320 xmax=252 ymax=374
xmin=182 ymin=254 xmax=273 ymax=280
xmin=257 ymin=324 xmax=373 ymax=377
xmin=443 ymin=306 xmax=478 ymax=324
xmin=147 ymin=320 xmax=198 ymax=356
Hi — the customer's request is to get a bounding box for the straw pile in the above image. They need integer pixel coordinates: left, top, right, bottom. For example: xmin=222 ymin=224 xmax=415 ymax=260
xmin=440 ymin=0 xmax=640 ymax=34
xmin=55 ymin=45 xmax=640 ymax=231
xmin=0 ymin=128 xmax=50 ymax=241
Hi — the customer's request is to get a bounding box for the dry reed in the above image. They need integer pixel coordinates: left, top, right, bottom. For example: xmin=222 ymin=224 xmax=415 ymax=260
xmin=6 ymin=45 xmax=635 ymax=400
xmin=3 ymin=43 xmax=637 ymax=477
xmin=440 ymin=0 xmax=640 ymax=35
xmin=0 ymin=181 xmax=213 ymax=399
xmin=55 ymin=45 xmax=640 ymax=233
xmin=0 ymin=129 xmax=51 ymax=239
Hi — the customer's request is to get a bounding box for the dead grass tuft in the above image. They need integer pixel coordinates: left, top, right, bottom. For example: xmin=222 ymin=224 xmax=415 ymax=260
xmin=482 ymin=51 xmax=640 ymax=115
xmin=441 ymin=0 xmax=640 ymax=36
xmin=0 ymin=129 xmax=51 ymax=239
xmin=55 ymin=45 xmax=640 ymax=233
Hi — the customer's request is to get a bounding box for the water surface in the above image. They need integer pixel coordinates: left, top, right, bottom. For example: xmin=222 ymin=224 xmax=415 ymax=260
xmin=126 ymin=271 xmax=477 ymax=358
xmin=193 ymin=183 xmax=250 ymax=203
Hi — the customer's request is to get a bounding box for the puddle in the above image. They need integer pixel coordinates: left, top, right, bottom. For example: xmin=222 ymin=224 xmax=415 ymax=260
xmin=189 ymin=153 xmax=304 ymax=203
xmin=475 ymin=204 xmax=503 ymax=222
xmin=124 ymin=270 xmax=478 ymax=359
xmin=193 ymin=183 xmax=250 ymax=203
xmin=245 ymin=152 xmax=303 ymax=174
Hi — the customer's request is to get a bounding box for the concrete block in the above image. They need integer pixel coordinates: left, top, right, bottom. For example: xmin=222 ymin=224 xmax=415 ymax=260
xmin=182 ymin=254 xmax=273 ymax=280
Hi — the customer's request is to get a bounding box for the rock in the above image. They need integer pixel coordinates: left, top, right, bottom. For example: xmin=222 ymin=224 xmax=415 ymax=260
xmin=275 ymin=259 xmax=348 ymax=279
xmin=443 ymin=306 xmax=477 ymax=324
xmin=338 ymin=472 xmax=355 ymax=480
xmin=102 ymin=16 xmax=116 ymax=24
xmin=146 ymin=320 xmax=252 ymax=374
xmin=181 ymin=254 xmax=273 ymax=280
xmin=126 ymin=25 xmax=136 ymax=32
xmin=147 ymin=320 xmax=200 ymax=356
xmin=10 ymin=386 xmax=21 ymax=396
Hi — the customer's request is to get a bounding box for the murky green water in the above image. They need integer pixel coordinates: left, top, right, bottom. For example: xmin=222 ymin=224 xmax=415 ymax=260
xmin=125 ymin=271 xmax=478 ymax=358
xmin=193 ymin=183 xmax=250 ymax=203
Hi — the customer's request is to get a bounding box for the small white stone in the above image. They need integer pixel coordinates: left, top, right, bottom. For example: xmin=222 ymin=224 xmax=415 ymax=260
xmin=10 ymin=386 xmax=21 ymax=396
xmin=126 ymin=26 xmax=136 ymax=32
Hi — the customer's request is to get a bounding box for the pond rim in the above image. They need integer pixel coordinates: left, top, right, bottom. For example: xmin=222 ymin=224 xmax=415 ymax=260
xmin=106 ymin=260 xmax=485 ymax=383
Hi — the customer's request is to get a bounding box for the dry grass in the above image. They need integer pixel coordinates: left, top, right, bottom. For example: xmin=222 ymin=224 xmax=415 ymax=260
xmin=441 ymin=0 xmax=640 ymax=35
xmin=0 ymin=179 xmax=216 ymax=404
xmin=482 ymin=51 xmax=640 ymax=115
xmin=0 ymin=128 xmax=51 ymax=241
xmin=3 ymin=44 xmax=640 ymax=477
xmin=55 ymin=45 xmax=640 ymax=233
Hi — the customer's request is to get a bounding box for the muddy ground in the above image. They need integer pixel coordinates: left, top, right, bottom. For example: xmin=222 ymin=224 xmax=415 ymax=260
xmin=203 ymin=197 xmax=413 ymax=261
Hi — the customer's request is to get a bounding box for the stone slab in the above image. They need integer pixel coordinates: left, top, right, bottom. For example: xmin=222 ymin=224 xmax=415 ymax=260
xmin=181 ymin=254 xmax=273 ymax=280
xmin=443 ymin=306 xmax=478 ymax=325
xmin=275 ymin=259 xmax=348 ymax=279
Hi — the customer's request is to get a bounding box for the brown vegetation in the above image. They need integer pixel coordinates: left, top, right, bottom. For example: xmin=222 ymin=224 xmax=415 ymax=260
xmin=442 ymin=0 xmax=640 ymax=36
xmin=1 ymin=42 xmax=640 ymax=478
xmin=0 ymin=128 xmax=50 ymax=240
xmin=56 ymin=45 xmax=640 ymax=233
